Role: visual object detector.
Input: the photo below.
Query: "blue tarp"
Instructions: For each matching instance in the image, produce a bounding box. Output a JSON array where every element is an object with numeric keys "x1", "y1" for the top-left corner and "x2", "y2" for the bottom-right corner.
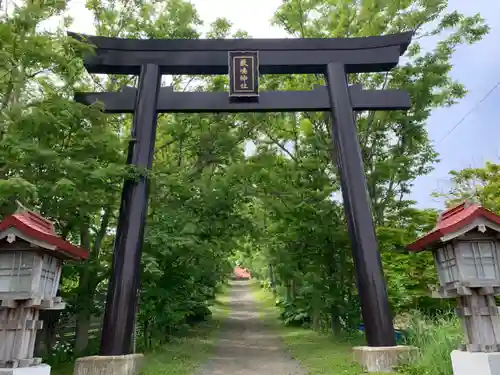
[{"x1": 358, "y1": 324, "x2": 406, "y2": 343}]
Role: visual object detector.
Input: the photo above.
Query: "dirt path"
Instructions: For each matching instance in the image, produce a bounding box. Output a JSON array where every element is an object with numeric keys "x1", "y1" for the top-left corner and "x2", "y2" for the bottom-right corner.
[{"x1": 197, "y1": 280, "x2": 307, "y2": 375}]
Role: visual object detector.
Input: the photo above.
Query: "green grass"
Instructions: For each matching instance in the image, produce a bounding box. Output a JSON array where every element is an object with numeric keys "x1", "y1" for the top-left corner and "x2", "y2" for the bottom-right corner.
[
  {"x1": 400, "y1": 313, "x2": 461, "y2": 375},
  {"x1": 251, "y1": 283, "x2": 368, "y2": 375},
  {"x1": 140, "y1": 286, "x2": 232, "y2": 375},
  {"x1": 51, "y1": 362, "x2": 74, "y2": 375},
  {"x1": 139, "y1": 321, "x2": 219, "y2": 375},
  {"x1": 52, "y1": 286, "x2": 232, "y2": 375},
  {"x1": 251, "y1": 284, "x2": 462, "y2": 375}
]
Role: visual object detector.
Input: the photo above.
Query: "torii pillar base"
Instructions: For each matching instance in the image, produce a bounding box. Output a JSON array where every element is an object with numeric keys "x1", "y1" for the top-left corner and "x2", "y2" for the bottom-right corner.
[
  {"x1": 73, "y1": 354, "x2": 144, "y2": 375},
  {"x1": 353, "y1": 345, "x2": 418, "y2": 372}
]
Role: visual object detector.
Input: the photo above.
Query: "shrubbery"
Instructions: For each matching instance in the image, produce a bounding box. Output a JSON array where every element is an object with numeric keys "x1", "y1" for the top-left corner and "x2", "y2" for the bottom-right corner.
[{"x1": 401, "y1": 313, "x2": 462, "y2": 375}]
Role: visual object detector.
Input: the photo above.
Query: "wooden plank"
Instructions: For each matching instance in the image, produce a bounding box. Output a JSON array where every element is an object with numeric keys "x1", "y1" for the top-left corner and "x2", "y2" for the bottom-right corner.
[{"x1": 37, "y1": 316, "x2": 103, "y2": 344}]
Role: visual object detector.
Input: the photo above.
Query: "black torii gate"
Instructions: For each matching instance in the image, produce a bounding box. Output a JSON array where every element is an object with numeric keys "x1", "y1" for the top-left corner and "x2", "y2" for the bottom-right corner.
[{"x1": 70, "y1": 31, "x2": 413, "y2": 356}]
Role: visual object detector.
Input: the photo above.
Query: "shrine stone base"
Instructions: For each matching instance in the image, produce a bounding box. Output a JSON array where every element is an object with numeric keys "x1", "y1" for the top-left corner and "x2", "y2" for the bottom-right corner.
[
  {"x1": 0, "y1": 364, "x2": 51, "y2": 375},
  {"x1": 73, "y1": 354, "x2": 144, "y2": 375},
  {"x1": 451, "y1": 350, "x2": 500, "y2": 375},
  {"x1": 353, "y1": 345, "x2": 418, "y2": 372}
]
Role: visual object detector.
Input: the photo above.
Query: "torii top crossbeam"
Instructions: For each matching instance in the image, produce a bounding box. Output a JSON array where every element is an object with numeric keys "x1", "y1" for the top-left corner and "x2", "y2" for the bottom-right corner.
[{"x1": 68, "y1": 31, "x2": 413, "y2": 75}]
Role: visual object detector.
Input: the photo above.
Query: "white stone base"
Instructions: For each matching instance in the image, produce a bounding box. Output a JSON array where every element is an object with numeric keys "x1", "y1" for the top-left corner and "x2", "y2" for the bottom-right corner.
[
  {"x1": 451, "y1": 350, "x2": 500, "y2": 375},
  {"x1": 0, "y1": 365, "x2": 51, "y2": 375},
  {"x1": 74, "y1": 354, "x2": 144, "y2": 375},
  {"x1": 353, "y1": 345, "x2": 418, "y2": 372}
]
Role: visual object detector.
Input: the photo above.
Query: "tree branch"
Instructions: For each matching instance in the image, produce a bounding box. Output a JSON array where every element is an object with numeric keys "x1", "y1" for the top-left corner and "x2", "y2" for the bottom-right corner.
[{"x1": 262, "y1": 129, "x2": 299, "y2": 163}]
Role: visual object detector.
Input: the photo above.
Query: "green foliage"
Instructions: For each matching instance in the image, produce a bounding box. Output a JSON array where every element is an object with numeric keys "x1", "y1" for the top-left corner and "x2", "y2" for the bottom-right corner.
[
  {"x1": 280, "y1": 300, "x2": 312, "y2": 327},
  {"x1": 138, "y1": 167, "x2": 253, "y2": 345},
  {"x1": 434, "y1": 161, "x2": 500, "y2": 213}
]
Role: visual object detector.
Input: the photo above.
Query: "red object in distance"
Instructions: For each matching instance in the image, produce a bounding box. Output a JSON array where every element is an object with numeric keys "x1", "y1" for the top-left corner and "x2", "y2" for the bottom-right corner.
[
  {"x1": 233, "y1": 266, "x2": 251, "y2": 279},
  {"x1": 0, "y1": 210, "x2": 89, "y2": 260}
]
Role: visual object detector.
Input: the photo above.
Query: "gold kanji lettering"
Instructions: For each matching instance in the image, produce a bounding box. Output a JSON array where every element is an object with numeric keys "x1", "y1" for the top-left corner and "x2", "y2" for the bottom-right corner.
[
  {"x1": 241, "y1": 81, "x2": 249, "y2": 89},
  {"x1": 240, "y1": 67, "x2": 248, "y2": 75},
  {"x1": 240, "y1": 74, "x2": 248, "y2": 82},
  {"x1": 240, "y1": 58, "x2": 248, "y2": 67}
]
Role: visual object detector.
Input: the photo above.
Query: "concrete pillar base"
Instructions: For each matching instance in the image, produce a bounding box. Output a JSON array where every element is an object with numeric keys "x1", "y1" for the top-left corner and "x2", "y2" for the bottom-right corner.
[
  {"x1": 0, "y1": 364, "x2": 51, "y2": 375},
  {"x1": 74, "y1": 354, "x2": 144, "y2": 375},
  {"x1": 353, "y1": 345, "x2": 418, "y2": 373},
  {"x1": 451, "y1": 350, "x2": 500, "y2": 375}
]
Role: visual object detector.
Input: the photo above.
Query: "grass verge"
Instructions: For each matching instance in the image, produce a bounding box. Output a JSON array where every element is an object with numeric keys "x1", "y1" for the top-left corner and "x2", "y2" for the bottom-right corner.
[
  {"x1": 52, "y1": 286, "x2": 231, "y2": 375},
  {"x1": 251, "y1": 283, "x2": 367, "y2": 375},
  {"x1": 400, "y1": 313, "x2": 461, "y2": 375},
  {"x1": 251, "y1": 283, "x2": 462, "y2": 375},
  {"x1": 140, "y1": 286, "x2": 232, "y2": 375},
  {"x1": 138, "y1": 321, "x2": 219, "y2": 375}
]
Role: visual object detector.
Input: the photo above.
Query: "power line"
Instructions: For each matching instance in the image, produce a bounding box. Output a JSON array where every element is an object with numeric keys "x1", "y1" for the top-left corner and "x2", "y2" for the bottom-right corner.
[{"x1": 436, "y1": 79, "x2": 500, "y2": 145}]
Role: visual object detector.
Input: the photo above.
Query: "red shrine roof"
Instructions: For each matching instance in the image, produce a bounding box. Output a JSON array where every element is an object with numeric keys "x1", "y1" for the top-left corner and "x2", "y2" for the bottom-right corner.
[
  {"x1": 0, "y1": 210, "x2": 88, "y2": 260},
  {"x1": 407, "y1": 201, "x2": 500, "y2": 252}
]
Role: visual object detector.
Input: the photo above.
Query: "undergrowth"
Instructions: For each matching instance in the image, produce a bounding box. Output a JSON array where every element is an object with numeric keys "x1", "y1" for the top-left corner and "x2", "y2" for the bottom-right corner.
[
  {"x1": 400, "y1": 313, "x2": 462, "y2": 375},
  {"x1": 252, "y1": 283, "x2": 463, "y2": 375},
  {"x1": 51, "y1": 284, "x2": 231, "y2": 375}
]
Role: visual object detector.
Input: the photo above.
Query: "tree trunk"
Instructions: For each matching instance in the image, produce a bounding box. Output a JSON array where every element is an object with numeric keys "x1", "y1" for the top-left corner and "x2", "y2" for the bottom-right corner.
[
  {"x1": 74, "y1": 310, "x2": 91, "y2": 354},
  {"x1": 34, "y1": 310, "x2": 60, "y2": 357},
  {"x1": 312, "y1": 307, "x2": 321, "y2": 331},
  {"x1": 290, "y1": 278, "x2": 296, "y2": 300},
  {"x1": 34, "y1": 334, "x2": 46, "y2": 358},
  {"x1": 330, "y1": 308, "x2": 342, "y2": 336},
  {"x1": 285, "y1": 279, "x2": 293, "y2": 302},
  {"x1": 268, "y1": 264, "x2": 277, "y2": 295},
  {"x1": 74, "y1": 211, "x2": 110, "y2": 354},
  {"x1": 142, "y1": 318, "x2": 149, "y2": 350},
  {"x1": 74, "y1": 221, "x2": 94, "y2": 355}
]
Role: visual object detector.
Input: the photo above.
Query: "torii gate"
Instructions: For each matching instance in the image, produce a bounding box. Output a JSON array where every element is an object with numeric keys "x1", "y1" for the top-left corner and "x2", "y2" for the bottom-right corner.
[{"x1": 70, "y1": 31, "x2": 413, "y2": 356}]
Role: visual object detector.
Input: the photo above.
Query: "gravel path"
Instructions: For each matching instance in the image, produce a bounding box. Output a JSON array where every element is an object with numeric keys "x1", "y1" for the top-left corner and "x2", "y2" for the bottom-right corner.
[{"x1": 197, "y1": 280, "x2": 307, "y2": 375}]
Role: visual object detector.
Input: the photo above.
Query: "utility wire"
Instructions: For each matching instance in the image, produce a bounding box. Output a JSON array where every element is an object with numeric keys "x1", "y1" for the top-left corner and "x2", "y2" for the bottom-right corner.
[{"x1": 436, "y1": 79, "x2": 500, "y2": 145}]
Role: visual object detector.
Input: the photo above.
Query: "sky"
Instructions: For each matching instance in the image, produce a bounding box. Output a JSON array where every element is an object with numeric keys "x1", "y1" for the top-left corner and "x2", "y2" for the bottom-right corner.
[{"x1": 63, "y1": 0, "x2": 500, "y2": 210}]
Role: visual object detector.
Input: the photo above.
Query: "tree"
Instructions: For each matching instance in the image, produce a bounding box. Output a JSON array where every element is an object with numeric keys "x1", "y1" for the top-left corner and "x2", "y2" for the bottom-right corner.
[
  {"x1": 435, "y1": 161, "x2": 500, "y2": 213},
  {"x1": 0, "y1": 0, "x2": 130, "y2": 355}
]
